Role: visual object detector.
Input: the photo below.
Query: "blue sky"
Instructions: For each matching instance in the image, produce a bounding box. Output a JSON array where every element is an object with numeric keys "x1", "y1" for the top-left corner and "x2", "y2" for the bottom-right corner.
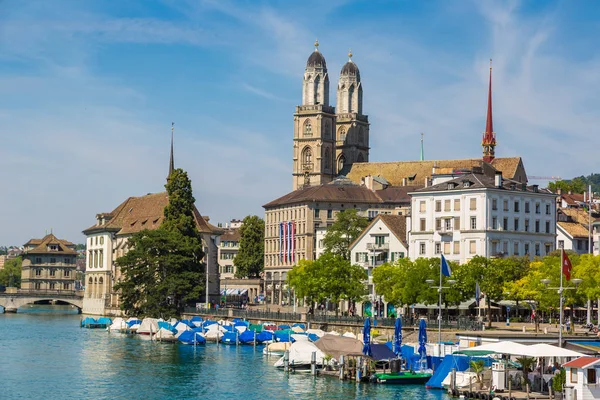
[{"x1": 1, "y1": 0, "x2": 600, "y2": 245}]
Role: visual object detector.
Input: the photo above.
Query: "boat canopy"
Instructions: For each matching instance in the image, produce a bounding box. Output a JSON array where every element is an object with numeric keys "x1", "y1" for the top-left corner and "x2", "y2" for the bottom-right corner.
[
  {"x1": 314, "y1": 335, "x2": 364, "y2": 361},
  {"x1": 454, "y1": 341, "x2": 585, "y2": 358}
]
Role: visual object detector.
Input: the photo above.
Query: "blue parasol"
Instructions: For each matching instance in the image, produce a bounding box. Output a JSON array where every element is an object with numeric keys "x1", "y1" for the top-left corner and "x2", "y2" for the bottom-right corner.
[
  {"x1": 393, "y1": 317, "x2": 402, "y2": 356},
  {"x1": 417, "y1": 318, "x2": 427, "y2": 359},
  {"x1": 362, "y1": 317, "x2": 372, "y2": 356}
]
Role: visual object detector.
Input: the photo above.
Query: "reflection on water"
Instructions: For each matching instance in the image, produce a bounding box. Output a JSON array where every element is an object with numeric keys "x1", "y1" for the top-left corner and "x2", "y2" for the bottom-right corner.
[{"x1": 0, "y1": 312, "x2": 450, "y2": 400}]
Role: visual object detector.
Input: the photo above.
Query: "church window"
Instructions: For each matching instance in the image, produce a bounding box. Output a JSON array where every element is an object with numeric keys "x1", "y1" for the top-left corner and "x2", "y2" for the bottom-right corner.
[
  {"x1": 338, "y1": 155, "x2": 345, "y2": 171},
  {"x1": 303, "y1": 120, "x2": 312, "y2": 137},
  {"x1": 324, "y1": 149, "x2": 331, "y2": 170},
  {"x1": 99, "y1": 277, "x2": 103, "y2": 284},
  {"x1": 302, "y1": 147, "x2": 312, "y2": 168},
  {"x1": 323, "y1": 120, "x2": 330, "y2": 138},
  {"x1": 339, "y1": 127, "x2": 346, "y2": 142}
]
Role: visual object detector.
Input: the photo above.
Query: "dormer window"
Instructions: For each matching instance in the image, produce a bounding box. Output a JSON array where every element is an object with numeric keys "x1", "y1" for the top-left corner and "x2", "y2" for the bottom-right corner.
[
  {"x1": 447, "y1": 183, "x2": 455, "y2": 190},
  {"x1": 49, "y1": 245, "x2": 58, "y2": 251},
  {"x1": 463, "y1": 180, "x2": 471, "y2": 188}
]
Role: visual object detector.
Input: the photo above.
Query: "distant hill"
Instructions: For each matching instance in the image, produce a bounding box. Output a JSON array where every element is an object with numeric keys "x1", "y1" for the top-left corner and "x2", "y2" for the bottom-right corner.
[{"x1": 549, "y1": 173, "x2": 600, "y2": 195}]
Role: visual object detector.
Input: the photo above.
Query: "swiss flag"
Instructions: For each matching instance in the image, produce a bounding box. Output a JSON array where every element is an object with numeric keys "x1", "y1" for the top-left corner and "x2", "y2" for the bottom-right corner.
[{"x1": 562, "y1": 251, "x2": 573, "y2": 281}]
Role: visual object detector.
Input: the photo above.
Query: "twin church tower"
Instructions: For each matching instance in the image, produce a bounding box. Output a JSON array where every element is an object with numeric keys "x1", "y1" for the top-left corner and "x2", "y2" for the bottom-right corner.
[{"x1": 292, "y1": 41, "x2": 370, "y2": 190}]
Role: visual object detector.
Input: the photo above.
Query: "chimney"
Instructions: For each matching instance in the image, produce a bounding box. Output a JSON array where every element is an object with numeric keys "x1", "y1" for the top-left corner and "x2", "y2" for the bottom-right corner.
[
  {"x1": 424, "y1": 177, "x2": 430, "y2": 188},
  {"x1": 495, "y1": 171, "x2": 503, "y2": 188},
  {"x1": 432, "y1": 161, "x2": 438, "y2": 175},
  {"x1": 402, "y1": 177, "x2": 407, "y2": 186}
]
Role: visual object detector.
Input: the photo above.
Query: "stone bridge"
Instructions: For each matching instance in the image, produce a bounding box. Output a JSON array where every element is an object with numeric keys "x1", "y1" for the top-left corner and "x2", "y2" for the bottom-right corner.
[{"x1": 0, "y1": 289, "x2": 83, "y2": 313}]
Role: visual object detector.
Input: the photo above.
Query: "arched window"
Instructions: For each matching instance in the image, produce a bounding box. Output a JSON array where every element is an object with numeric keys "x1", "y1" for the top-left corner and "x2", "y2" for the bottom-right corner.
[
  {"x1": 324, "y1": 148, "x2": 331, "y2": 170},
  {"x1": 313, "y1": 75, "x2": 320, "y2": 104},
  {"x1": 339, "y1": 127, "x2": 346, "y2": 142},
  {"x1": 323, "y1": 120, "x2": 330, "y2": 138},
  {"x1": 303, "y1": 120, "x2": 312, "y2": 137},
  {"x1": 348, "y1": 84, "x2": 355, "y2": 112},
  {"x1": 358, "y1": 127, "x2": 364, "y2": 144},
  {"x1": 338, "y1": 155, "x2": 346, "y2": 172},
  {"x1": 88, "y1": 277, "x2": 93, "y2": 284},
  {"x1": 302, "y1": 147, "x2": 312, "y2": 165},
  {"x1": 94, "y1": 277, "x2": 98, "y2": 284},
  {"x1": 99, "y1": 277, "x2": 104, "y2": 284}
]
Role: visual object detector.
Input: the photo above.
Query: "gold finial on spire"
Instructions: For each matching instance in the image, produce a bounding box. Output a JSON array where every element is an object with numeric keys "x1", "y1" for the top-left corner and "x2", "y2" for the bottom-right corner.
[
  {"x1": 348, "y1": 48, "x2": 353, "y2": 60},
  {"x1": 314, "y1": 39, "x2": 319, "y2": 50}
]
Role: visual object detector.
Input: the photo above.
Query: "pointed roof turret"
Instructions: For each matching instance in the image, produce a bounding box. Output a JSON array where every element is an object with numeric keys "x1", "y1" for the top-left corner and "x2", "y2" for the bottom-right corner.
[
  {"x1": 168, "y1": 122, "x2": 174, "y2": 180},
  {"x1": 482, "y1": 59, "x2": 496, "y2": 163}
]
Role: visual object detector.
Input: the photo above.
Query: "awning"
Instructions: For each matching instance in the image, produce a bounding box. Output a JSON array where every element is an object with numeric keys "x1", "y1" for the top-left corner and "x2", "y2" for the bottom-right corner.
[
  {"x1": 220, "y1": 288, "x2": 249, "y2": 296},
  {"x1": 455, "y1": 341, "x2": 584, "y2": 358}
]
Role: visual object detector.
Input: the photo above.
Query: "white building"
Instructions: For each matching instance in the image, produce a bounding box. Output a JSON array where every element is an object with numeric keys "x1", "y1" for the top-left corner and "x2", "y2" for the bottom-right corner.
[
  {"x1": 594, "y1": 221, "x2": 600, "y2": 256},
  {"x1": 563, "y1": 357, "x2": 600, "y2": 400},
  {"x1": 218, "y1": 228, "x2": 241, "y2": 279},
  {"x1": 349, "y1": 214, "x2": 408, "y2": 300},
  {"x1": 408, "y1": 170, "x2": 557, "y2": 264}
]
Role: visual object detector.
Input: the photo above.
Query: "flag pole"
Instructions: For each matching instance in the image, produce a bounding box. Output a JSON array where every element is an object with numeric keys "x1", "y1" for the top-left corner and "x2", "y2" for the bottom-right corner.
[
  {"x1": 559, "y1": 248, "x2": 564, "y2": 348},
  {"x1": 438, "y1": 257, "x2": 442, "y2": 344}
]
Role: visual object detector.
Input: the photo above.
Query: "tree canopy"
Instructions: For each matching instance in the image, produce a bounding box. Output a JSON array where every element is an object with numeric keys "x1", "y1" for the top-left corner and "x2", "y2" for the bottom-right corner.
[
  {"x1": 0, "y1": 257, "x2": 21, "y2": 287},
  {"x1": 288, "y1": 253, "x2": 367, "y2": 314},
  {"x1": 322, "y1": 209, "x2": 369, "y2": 259},
  {"x1": 114, "y1": 168, "x2": 205, "y2": 317},
  {"x1": 549, "y1": 173, "x2": 600, "y2": 194},
  {"x1": 234, "y1": 215, "x2": 264, "y2": 278}
]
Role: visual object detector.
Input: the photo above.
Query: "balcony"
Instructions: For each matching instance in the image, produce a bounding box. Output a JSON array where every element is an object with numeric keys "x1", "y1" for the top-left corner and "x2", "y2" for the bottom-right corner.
[
  {"x1": 366, "y1": 243, "x2": 389, "y2": 251},
  {"x1": 437, "y1": 227, "x2": 453, "y2": 236}
]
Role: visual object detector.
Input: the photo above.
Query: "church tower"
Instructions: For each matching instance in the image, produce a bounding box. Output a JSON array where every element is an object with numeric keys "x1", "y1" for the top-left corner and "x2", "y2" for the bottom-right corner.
[
  {"x1": 335, "y1": 50, "x2": 369, "y2": 175},
  {"x1": 482, "y1": 60, "x2": 496, "y2": 163},
  {"x1": 292, "y1": 40, "x2": 337, "y2": 190}
]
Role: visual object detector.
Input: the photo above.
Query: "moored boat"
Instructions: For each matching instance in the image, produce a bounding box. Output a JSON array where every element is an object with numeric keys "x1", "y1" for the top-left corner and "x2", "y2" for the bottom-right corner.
[{"x1": 371, "y1": 371, "x2": 433, "y2": 385}]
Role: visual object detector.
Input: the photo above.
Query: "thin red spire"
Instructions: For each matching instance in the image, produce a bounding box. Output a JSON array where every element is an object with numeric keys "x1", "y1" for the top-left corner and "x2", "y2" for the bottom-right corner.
[{"x1": 482, "y1": 59, "x2": 496, "y2": 163}]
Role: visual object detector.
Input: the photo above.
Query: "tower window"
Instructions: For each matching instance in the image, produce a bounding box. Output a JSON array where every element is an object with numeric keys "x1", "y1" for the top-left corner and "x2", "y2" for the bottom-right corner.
[
  {"x1": 324, "y1": 148, "x2": 331, "y2": 170},
  {"x1": 339, "y1": 127, "x2": 346, "y2": 142},
  {"x1": 303, "y1": 120, "x2": 313, "y2": 137},
  {"x1": 323, "y1": 120, "x2": 330, "y2": 138},
  {"x1": 302, "y1": 147, "x2": 312, "y2": 165},
  {"x1": 338, "y1": 155, "x2": 345, "y2": 172}
]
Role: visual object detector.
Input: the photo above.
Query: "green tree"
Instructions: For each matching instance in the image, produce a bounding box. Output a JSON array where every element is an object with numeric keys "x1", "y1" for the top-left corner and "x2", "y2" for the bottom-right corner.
[
  {"x1": 549, "y1": 178, "x2": 586, "y2": 194},
  {"x1": 322, "y1": 209, "x2": 369, "y2": 260},
  {"x1": 114, "y1": 168, "x2": 205, "y2": 317},
  {"x1": 0, "y1": 257, "x2": 22, "y2": 287},
  {"x1": 234, "y1": 215, "x2": 265, "y2": 278}
]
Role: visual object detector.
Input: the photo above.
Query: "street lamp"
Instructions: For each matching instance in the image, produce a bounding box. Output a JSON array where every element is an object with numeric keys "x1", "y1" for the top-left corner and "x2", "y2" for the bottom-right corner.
[
  {"x1": 426, "y1": 278, "x2": 456, "y2": 344},
  {"x1": 541, "y1": 277, "x2": 582, "y2": 347}
]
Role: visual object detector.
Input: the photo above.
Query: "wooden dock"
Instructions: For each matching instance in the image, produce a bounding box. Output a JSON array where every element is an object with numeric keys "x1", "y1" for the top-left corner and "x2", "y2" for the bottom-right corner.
[{"x1": 447, "y1": 388, "x2": 554, "y2": 399}]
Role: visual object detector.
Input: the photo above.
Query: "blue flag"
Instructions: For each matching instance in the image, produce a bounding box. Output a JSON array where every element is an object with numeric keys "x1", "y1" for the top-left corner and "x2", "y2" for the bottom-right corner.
[
  {"x1": 475, "y1": 281, "x2": 481, "y2": 304},
  {"x1": 441, "y1": 255, "x2": 452, "y2": 277}
]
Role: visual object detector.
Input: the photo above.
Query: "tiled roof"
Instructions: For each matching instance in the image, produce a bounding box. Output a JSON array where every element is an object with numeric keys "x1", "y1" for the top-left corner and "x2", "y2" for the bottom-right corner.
[
  {"x1": 379, "y1": 214, "x2": 408, "y2": 248},
  {"x1": 558, "y1": 222, "x2": 590, "y2": 239},
  {"x1": 345, "y1": 157, "x2": 524, "y2": 186},
  {"x1": 563, "y1": 357, "x2": 600, "y2": 369},
  {"x1": 412, "y1": 172, "x2": 553, "y2": 194},
  {"x1": 83, "y1": 192, "x2": 221, "y2": 236},
  {"x1": 560, "y1": 208, "x2": 596, "y2": 225},
  {"x1": 23, "y1": 234, "x2": 77, "y2": 255},
  {"x1": 221, "y1": 229, "x2": 241, "y2": 242},
  {"x1": 561, "y1": 193, "x2": 585, "y2": 206}
]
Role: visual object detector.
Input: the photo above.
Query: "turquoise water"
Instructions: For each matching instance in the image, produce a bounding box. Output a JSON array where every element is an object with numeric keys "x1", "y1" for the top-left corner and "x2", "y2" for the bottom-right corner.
[{"x1": 0, "y1": 307, "x2": 450, "y2": 400}]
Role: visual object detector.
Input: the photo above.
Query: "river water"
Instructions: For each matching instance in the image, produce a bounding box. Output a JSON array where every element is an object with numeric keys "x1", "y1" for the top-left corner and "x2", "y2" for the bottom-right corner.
[{"x1": 0, "y1": 306, "x2": 450, "y2": 400}]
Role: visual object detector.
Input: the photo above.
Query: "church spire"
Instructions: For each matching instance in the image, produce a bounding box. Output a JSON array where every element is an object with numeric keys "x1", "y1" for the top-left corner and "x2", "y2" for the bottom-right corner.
[
  {"x1": 482, "y1": 59, "x2": 496, "y2": 163},
  {"x1": 168, "y1": 122, "x2": 174, "y2": 180}
]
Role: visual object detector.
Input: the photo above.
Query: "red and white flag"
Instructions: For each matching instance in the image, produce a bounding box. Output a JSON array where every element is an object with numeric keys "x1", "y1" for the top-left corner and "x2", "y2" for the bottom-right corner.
[{"x1": 562, "y1": 250, "x2": 572, "y2": 281}]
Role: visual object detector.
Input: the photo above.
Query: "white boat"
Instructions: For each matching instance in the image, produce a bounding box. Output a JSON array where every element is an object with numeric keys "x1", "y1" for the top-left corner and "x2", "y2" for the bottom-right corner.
[
  {"x1": 137, "y1": 318, "x2": 159, "y2": 335},
  {"x1": 274, "y1": 341, "x2": 326, "y2": 370},
  {"x1": 441, "y1": 371, "x2": 479, "y2": 389},
  {"x1": 204, "y1": 330, "x2": 223, "y2": 342},
  {"x1": 263, "y1": 341, "x2": 292, "y2": 356},
  {"x1": 153, "y1": 327, "x2": 177, "y2": 342},
  {"x1": 108, "y1": 318, "x2": 128, "y2": 332}
]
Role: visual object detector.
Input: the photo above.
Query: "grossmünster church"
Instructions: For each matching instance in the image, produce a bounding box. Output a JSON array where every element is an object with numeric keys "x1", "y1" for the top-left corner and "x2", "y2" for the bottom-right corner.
[{"x1": 262, "y1": 42, "x2": 526, "y2": 306}]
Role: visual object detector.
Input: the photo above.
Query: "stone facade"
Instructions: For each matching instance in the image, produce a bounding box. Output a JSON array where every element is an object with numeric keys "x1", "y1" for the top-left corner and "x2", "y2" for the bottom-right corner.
[{"x1": 21, "y1": 234, "x2": 78, "y2": 292}]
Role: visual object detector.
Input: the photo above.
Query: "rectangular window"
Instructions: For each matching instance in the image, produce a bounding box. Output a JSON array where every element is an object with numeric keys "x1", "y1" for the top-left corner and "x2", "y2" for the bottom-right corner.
[
  {"x1": 514, "y1": 218, "x2": 519, "y2": 231},
  {"x1": 435, "y1": 200, "x2": 442, "y2": 212},
  {"x1": 503, "y1": 200, "x2": 509, "y2": 211},
  {"x1": 444, "y1": 242, "x2": 451, "y2": 255},
  {"x1": 454, "y1": 216, "x2": 460, "y2": 230},
  {"x1": 535, "y1": 220, "x2": 540, "y2": 233},
  {"x1": 535, "y1": 203, "x2": 541, "y2": 214},
  {"x1": 453, "y1": 241, "x2": 460, "y2": 254},
  {"x1": 420, "y1": 218, "x2": 426, "y2": 232},
  {"x1": 589, "y1": 368, "x2": 596, "y2": 384},
  {"x1": 375, "y1": 236, "x2": 385, "y2": 245},
  {"x1": 435, "y1": 242, "x2": 441, "y2": 254},
  {"x1": 327, "y1": 209, "x2": 332, "y2": 219},
  {"x1": 514, "y1": 242, "x2": 519, "y2": 256},
  {"x1": 445, "y1": 218, "x2": 452, "y2": 230},
  {"x1": 503, "y1": 218, "x2": 508, "y2": 231},
  {"x1": 558, "y1": 240, "x2": 564, "y2": 249},
  {"x1": 35, "y1": 257, "x2": 42, "y2": 264},
  {"x1": 571, "y1": 368, "x2": 578, "y2": 384},
  {"x1": 492, "y1": 217, "x2": 497, "y2": 229},
  {"x1": 546, "y1": 204, "x2": 551, "y2": 215},
  {"x1": 545, "y1": 244, "x2": 552, "y2": 255},
  {"x1": 435, "y1": 218, "x2": 441, "y2": 231},
  {"x1": 50, "y1": 257, "x2": 56, "y2": 264},
  {"x1": 524, "y1": 243, "x2": 530, "y2": 255},
  {"x1": 492, "y1": 199, "x2": 497, "y2": 211},
  {"x1": 470, "y1": 217, "x2": 477, "y2": 230},
  {"x1": 454, "y1": 199, "x2": 460, "y2": 211},
  {"x1": 525, "y1": 202, "x2": 530, "y2": 213},
  {"x1": 545, "y1": 221, "x2": 550, "y2": 233},
  {"x1": 514, "y1": 201, "x2": 520, "y2": 212},
  {"x1": 535, "y1": 243, "x2": 540, "y2": 256},
  {"x1": 444, "y1": 200, "x2": 451, "y2": 212},
  {"x1": 50, "y1": 269, "x2": 56, "y2": 277},
  {"x1": 34, "y1": 283, "x2": 41, "y2": 290},
  {"x1": 469, "y1": 240, "x2": 476, "y2": 254},
  {"x1": 419, "y1": 201, "x2": 426, "y2": 213},
  {"x1": 64, "y1": 283, "x2": 70, "y2": 290},
  {"x1": 503, "y1": 241, "x2": 508, "y2": 254},
  {"x1": 470, "y1": 198, "x2": 477, "y2": 210},
  {"x1": 64, "y1": 270, "x2": 70, "y2": 278},
  {"x1": 314, "y1": 209, "x2": 320, "y2": 218},
  {"x1": 525, "y1": 219, "x2": 530, "y2": 232},
  {"x1": 35, "y1": 269, "x2": 41, "y2": 276},
  {"x1": 50, "y1": 282, "x2": 55, "y2": 290},
  {"x1": 419, "y1": 242, "x2": 426, "y2": 255}
]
